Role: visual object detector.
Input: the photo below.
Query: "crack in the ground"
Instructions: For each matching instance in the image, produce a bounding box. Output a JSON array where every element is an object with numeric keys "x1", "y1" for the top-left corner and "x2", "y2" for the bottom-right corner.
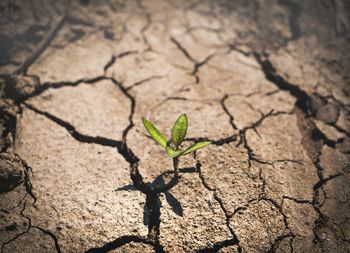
[
  {"x1": 4, "y1": 75, "x2": 107, "y2": 104},
  {"x1": 250, "y1": 51, "x2": 349, "y2": 251},
  {"x1": 313, "y1": 173, "x2": 342, "y2": 191},
  {"x1": 32, "y1": 226, "x2": 61, "y2": 253},
  {"x1": 85, "y1": 235, "x2": 154, "y2": 253},
  {"x1": 193, "y1": 96, "x2": 302, "y2": 249},
  {"x1": 170, "y1": 36, "x2": 217, "y2": 83},
  {"x1": 17, "y1": 154, "x2": 37, "y2": 208},
  {"x1": 235, "y1": 109, "x2": 290, "y2": 168},
  {"x1": 0, "y1": 193, "x2": 27, "y2": 214},
  {"x1": 261, "y1": 196, "x2": 293, "y2": 253},
  {"x1": 195, "y1": 239, "x2": 239, "y2": 253},
  {"x1": 109, "y1": 77, "x2": 136, "y2": 143},
  {"x1": 232, "y1": 198, "x2": 259, "y2": 217},
  {"x1": 2, "y1": 4, "x2": 348, "y2": 251},
  {"x1": 282, "y1": 195, "x2": 313, "y2": 205},
  {"x1": 170, "y1": 37, "x2": 196, "y2": 63},
  {"x1": 220, "y1": 94, "x2": 238, "y2": 130},
  {"x1": 7, "y1": 45, "x2": 342, "y2": 253},
  {"x1": 103, "y1": 50, "x2": 139, "y2": 74},
  {"x1": 0, "y1": 202, "x2": 31, "y2": 253},
  {"x1": 1, "y1": 199, "x2": 61, "y2": 253},
  {"x1": 254, "y1": 53, "x2": 311, "y2": 114},
  {"x1": 196, "y1": 161, "x2": 242, "y2": 253},
  {"x1": 22, "y1": 77, "x2": 180, "y2": 252},
  {"x1": 266, "y1": 233, "x2": 295, "y2": 253},
  {"x1": 23, "y1": 102, "x2": 140, "y2": 166},
  {"x1": 1, "y1": 49, "x2": 139, "y2": 105},
  {"x1": 125, "y1": 75, "x2": 165, "y2": 91}
]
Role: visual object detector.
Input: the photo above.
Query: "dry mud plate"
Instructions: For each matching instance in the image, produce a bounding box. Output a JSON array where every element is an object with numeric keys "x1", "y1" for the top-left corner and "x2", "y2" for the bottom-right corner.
[{"x1": 0, "y1": 1, "x2": 350, "y2": 252}]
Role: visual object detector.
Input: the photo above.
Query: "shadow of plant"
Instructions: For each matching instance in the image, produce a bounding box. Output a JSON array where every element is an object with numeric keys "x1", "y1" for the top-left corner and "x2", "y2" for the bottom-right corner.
[{"x1": 117, "y1": 173, "x2": 183, "y2": 220}]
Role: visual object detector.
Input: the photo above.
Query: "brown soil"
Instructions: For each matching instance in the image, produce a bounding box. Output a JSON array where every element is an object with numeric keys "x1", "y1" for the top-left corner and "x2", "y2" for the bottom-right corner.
[{"x1": 0, "y1": 0, "x2": 349, "y2": 252}]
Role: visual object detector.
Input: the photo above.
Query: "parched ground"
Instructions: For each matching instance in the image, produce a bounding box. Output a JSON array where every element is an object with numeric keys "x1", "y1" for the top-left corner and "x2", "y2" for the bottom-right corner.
[{"x1": 0, "y1": 0, "x2": 349, "y2": 252}]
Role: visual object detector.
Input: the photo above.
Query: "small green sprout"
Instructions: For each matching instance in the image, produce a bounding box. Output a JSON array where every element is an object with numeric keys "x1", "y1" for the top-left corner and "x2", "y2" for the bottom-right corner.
[{"x1": 142, "y1": 113, "x2": 211, "y2": 158}]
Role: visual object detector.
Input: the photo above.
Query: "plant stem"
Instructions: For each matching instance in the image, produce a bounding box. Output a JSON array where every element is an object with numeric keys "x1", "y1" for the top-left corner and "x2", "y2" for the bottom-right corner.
[{"x1": 172, "y1": 157, "x2": 179, "y2": 177}]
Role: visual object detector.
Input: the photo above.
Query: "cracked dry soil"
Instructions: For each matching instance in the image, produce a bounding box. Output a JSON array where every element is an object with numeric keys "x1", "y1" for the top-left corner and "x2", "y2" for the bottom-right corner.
[{"x1": 0, "y1": 0, "x2": 350, "y2": 252}]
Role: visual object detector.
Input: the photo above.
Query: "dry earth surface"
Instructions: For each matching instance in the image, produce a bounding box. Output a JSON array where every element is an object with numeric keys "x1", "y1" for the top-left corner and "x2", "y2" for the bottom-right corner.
[{"x1": 0, "y1": 0, "x2": 350, "y2": 252}]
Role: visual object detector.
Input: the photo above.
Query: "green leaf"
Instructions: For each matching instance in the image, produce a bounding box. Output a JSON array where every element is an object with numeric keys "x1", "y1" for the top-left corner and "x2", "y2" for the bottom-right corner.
[
  {"x1": 165, "y1": 146, "x2": 184, "y2": 158},
  {"x1": 142, "y1": 117, "x2": 167, "y2": 148},
  {"x1": 182, "y1": 141, "x2": 211, "y2": 155},
  {"x1": 171, "y1": 113, "x2": 188, "y2": 148}
]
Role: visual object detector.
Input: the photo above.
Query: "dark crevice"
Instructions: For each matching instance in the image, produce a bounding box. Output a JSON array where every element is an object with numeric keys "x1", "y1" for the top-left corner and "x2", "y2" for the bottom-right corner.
[
  {"x1": 220, "y1": 94, "x2": 238, "y2": 130},
  {"x1": 282, "y1": 195, "x2": 313, "y2": 205},
  {"x1": 0, "y1": 193, "x2": 28, "y2": 214},
  {"x1": 25, "y1": 78, "x2": 182, "y2": 251},
  {"x1": 23, "y1": 81, "x2": 179, "y2": 252},
  {"x1": 32, "y1": 226, "x2": 61, "y2": 253},
  {"x1": 88, "y1": 158, "x2": 180, "y2": 252},
  {"x1": 126, "y1": 75, "x2": 165, "y2": 91},
  {"x1": 85, "y1": 235, "x2": 154, "y2": 253},
  {"x1": 185, "y1": 135, "x2": 237, "y2": 146},
  {"x1": 1, "y1": 201, "x2": 32, "y2": 253},
  {"x1": 11, "y1": 49, "x2": 138, "y2": 104},
  {"x1": 254, "y1": 53, "x2": 311, "y2": 114},
  {"x1": 21, "y1": 75, "x2": 108, "y2": 103},
  {"x1": 23, "y1": 102, "x2": 139, "y2": 165},
  {"x1": 267, "y1": 159, "x2": 303, "y2": 165},
  {"x1": 3, "y1": 6, "x2": 346, "y2": 251},
  {"x1": 258, "y1": 167, "x2": 267, "y2": 198},
  {"x1": 191, "y1": 52, "x2": 217, "y2": 76},
  {"x1": 196, "y1": 161, "x2": 242, "y2": 253},
  {"x1": 164, "y1": 96, "x2": 188, "y2": 101},
  {"x1": 103, "y1": 55, "x2": 116, "y2": 73},
  {"x1": 195, "y1": 239, "x2": 239, "y2": 253},
  {"x1": 109, "y1": 78, "x2": 136, "y2": 143},
  {"x1": 232, "y1": 198, "x2": 258, "y2": 216},
  {"x1": 170, "y1": 36, "x2": 196, "y2": 63},
  {"x1": 23, "y1": 102, "x2": 122, "y2": 147},
  {"x1": 328, "y1": 121, "x2": 350, "y2": 138},
  {"x1": 311, "y1": 125, "x2": 337, "y2": 148},
  {"x1": 266, "y1": 233, "x2": 295, "y2": 253},
  {"x1": 293, "y1": 108, "x2": 342, "y2": 246},
  {"x1": 227, "y1": 50, "x2": 346, "y2": 251},
  {"x1": 200, "y1": 65, "x2": 304, "y2": 251},
  {"x1": 260, "y1": 196, "x2": 293, "y2": 252},
  {"x1": 170, "y1": 36, "x2": 216, "y2": 83},
  {"x1": 313, "y1": 173, "x2": 342, "y2": 191},
  {"x1": 103, "y1": 50, "x2": 138, "y2": 73},
  {"x1": 236, "y1": 110, "x2": 277, "y2": 167},
  {"x1": 211, "y1": 135, "x2": 237, "y2": 145},
  {"x1": 17, "y1": 154, "x2": 38, "y2": 208},
  {"x1": 237, "y1": 131, "x2": 255, "y2": 167}
]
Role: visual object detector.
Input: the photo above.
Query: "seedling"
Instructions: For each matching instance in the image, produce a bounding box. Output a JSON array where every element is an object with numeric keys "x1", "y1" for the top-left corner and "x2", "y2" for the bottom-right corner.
[{"x1": 142, "y1": 113, "x2": 211, "y2": 158}]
